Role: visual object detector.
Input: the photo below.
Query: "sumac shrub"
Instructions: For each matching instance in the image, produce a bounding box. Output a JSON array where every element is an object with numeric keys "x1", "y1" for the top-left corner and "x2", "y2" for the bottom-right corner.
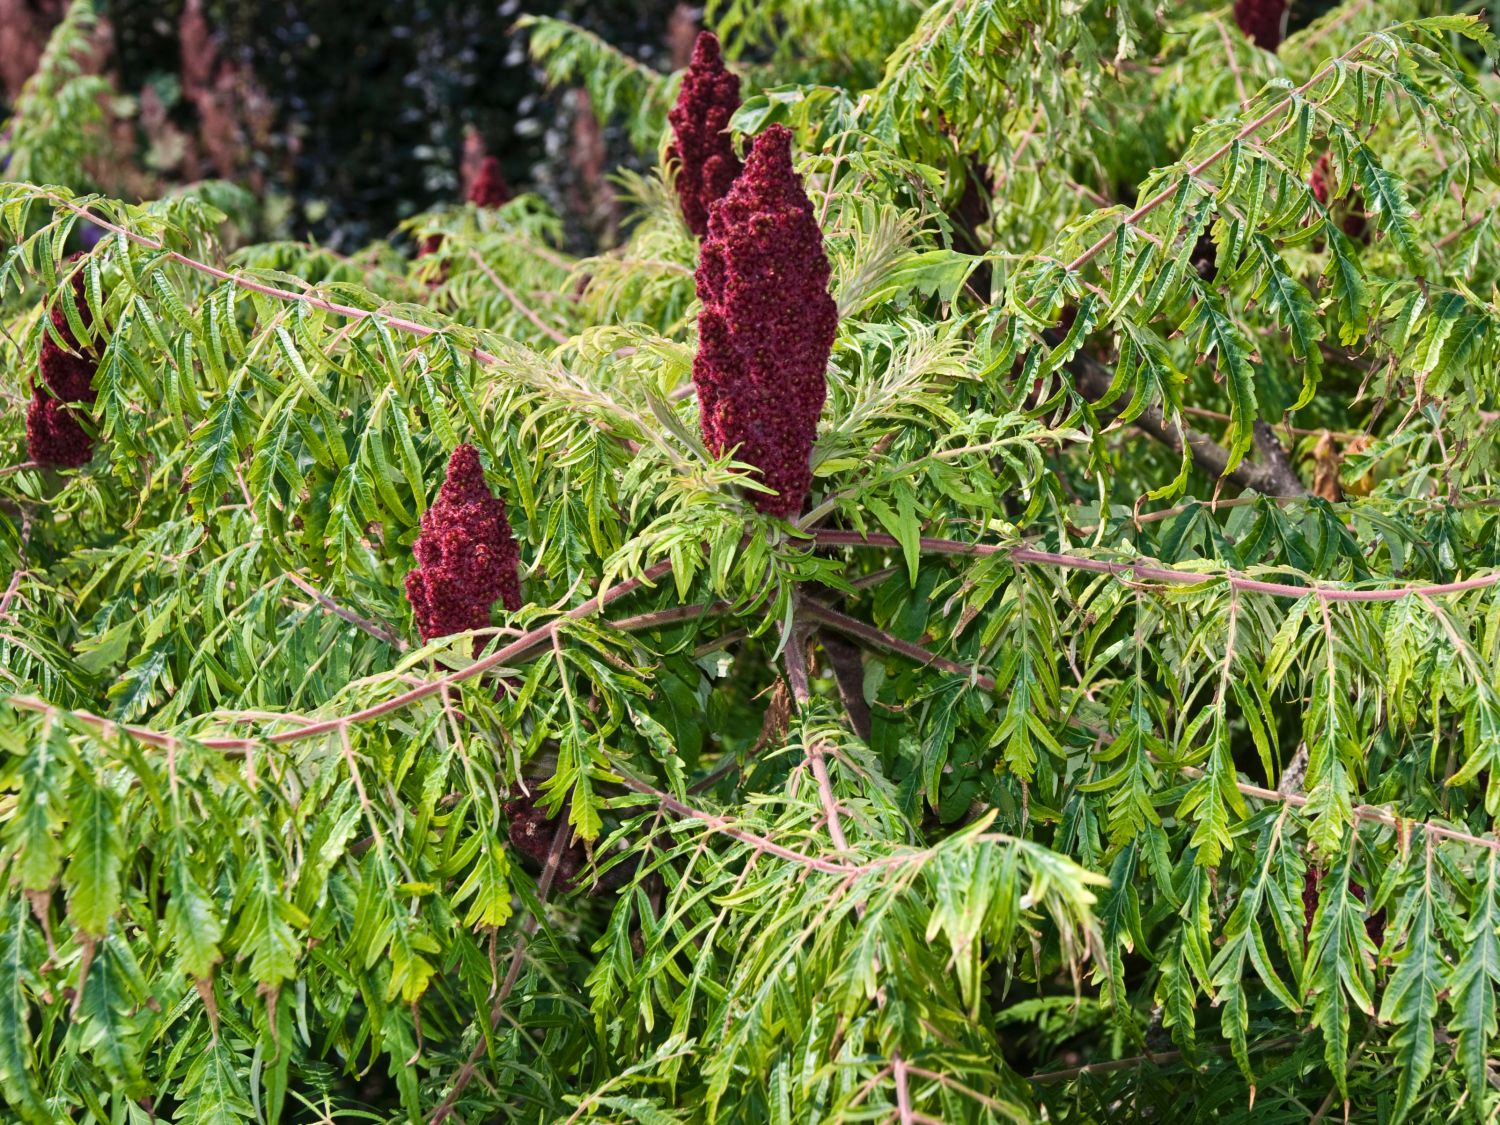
[{"x1": 3, "y1": 2, "x2": 1500, "y2": 1123}]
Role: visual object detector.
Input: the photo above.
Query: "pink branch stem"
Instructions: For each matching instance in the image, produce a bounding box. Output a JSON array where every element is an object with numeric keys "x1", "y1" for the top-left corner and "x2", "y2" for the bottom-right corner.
[
  {"x1": 467, "y1": 250, "x2": 569, "y2": 344},
  {"x1": 0, "y1": 511, "x2": 33, "y2": 622},
  {"x1": 807, "y1": 595, "x2": 1500, "y2": 854},
  {"x1": 616, "y1": 773, "x2": 861, "y2": 875},
  {"x1": 43, "y1": 193, "x2": 504, "y2": 365},
  {"x1": 893, "y1": 1056, "x2": 915, "y2": 1125},
  {"x1": 1058, "y1": 35, "x2": 1376, "y2": 280},
  {"x1": 801, "y1": 601, "x2": 995, "y2": 690},
  {"x1": 811, "y1": 530, "x2": 1500, "y2": 603},
  {"x1": 8, "y1": 560, "x2": 675, "y2": 751},
  {"x1": 283, "y1": 570, "x2": 408, "y2": 650},
  {"x1": 782, "y1": 611, "x2": 853, "y2": 851}
]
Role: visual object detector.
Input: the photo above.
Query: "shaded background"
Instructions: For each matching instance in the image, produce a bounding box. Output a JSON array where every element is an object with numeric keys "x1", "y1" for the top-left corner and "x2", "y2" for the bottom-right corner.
[
  {"x1": 1, "y1": 0, "x2": 693, "y2": 251},
  {"x1": 1, "y1": 0, "x2": 1368, "y2": 255}
]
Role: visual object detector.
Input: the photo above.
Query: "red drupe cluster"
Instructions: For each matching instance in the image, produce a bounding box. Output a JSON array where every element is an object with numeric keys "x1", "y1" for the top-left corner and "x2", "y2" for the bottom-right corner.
[
  {"x1": 1233, "y1": 0, "x2": 1287, "y2": 49},
  {"x1": 467, "y1": 156, "x2": 513, "y2": 208},
  {"x1": 504, "y1": 794, "x2": 589, "y2": 890},
  {"x1": 1309, "y1": 153, "x2": 1368, "y2": 240},
  {"x1": 417, "y1": 152, "x2": 511, "y2": 265},
  {"x1": 404, "y1": 444, "x2": 523, "y2": 642},
  {"x1": 667, "y1": 31, "x2": 743, "y2": 238},
  {"x1": 1303, "y1": 867, "x2": 1386, "y2": 946},
  {"x1": 692, "y1": 124, "x2": 838, "y2": 518},
  {"x1": 26, "y1": 256, "x2": 99, "y2": 467}
]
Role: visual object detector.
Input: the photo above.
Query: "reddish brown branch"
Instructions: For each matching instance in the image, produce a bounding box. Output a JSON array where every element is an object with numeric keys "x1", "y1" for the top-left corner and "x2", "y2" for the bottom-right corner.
[
  {"x1": 893, "y1": 1056, "x2": 915, "y2": 1124},
  {"x1": 0, "y1": 510, "x2": 32, "y2": 623},
  {"x1": 466, "y1": 249, "x2": 569, "y2": 345},
  {"x1": 1186, "y1": 764, "x2": 1500, "y2": 853},
  {"x1": 1057, "y1": 35, "x2": 1376, "y2": 280},
  {"x1": 260, "y1": 561, "x2": 674, "y2": 744},
  {"x1": 801, "y1": 601, "x2": 995, "y2": 690},
  {"x1": 819, "y1": 627, "x2": 872, "y2": 740},
  {"x1": 42, "y1": 193, "x2": 505, "y2": 366},
  {"x1": 283, "y1": 570, "x2": 407, "y2": 650},
  {"x1": 808, "y1": 599, "x2": 1500, "y2": 855},
  {"x1": 782, "y1": 611, "x2": 855, "y2": 851},
  {"x1": 1068, "y1": 350, "x2": 1306, "y2": 496},
  {"x1": 606, "y1": 601, "x2": 729, "y2": 633},
  {"x1": 811, "y1": 530, "x2": 1500, "y2": 603},
  {"x1": 8, "y1": 560, "x2": 675, "y2": 751},
  {"x1": 615, "y1": 773, "x2": 861, "y2": 875}
]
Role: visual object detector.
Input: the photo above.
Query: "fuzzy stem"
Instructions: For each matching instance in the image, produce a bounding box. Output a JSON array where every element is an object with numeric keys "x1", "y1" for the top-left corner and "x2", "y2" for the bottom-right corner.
[
  {"x1": 282, "y1": 570, "x2": 407, "y2": 650},
  {"x1": 260, "y1": 561, "x2": 674, "y2": 744},
  {"x1": 0, "y1": 511, "x2": 32, "y2": 623},
  {"x1": 7, "y1": 560, "x2": 676, "y2": 751},
  {"x1": 801, "y1": 601, "x2": 996, "y2": 690},
  {"x1": 616, "y1": 772, "x2": 859, "y2": 875},
  {"x1": 807, "y1": 599, "x2": 1500, "y2": 855},
  {"x1": 1176, "y1": 764, "x2": 1500, "y2": 853},
  {"x1": 811, "y1": 530, "x2": 1500, "y2": 603},
  {"x1": 1057, "y1": 34, "x2": 1376, "y2": 280},
  {"x1": 466, "y1": 249, "x2": 569, "y2": 344},
  {"x1": 42, "y1": 192, "x2": 506, "y2": 364},
  {"x1": 893, "y1": 1056, "x2": 915, "y2": 1125},
  {"x1": 780, "y1": 611, "x2": 853, "y2": 851}
]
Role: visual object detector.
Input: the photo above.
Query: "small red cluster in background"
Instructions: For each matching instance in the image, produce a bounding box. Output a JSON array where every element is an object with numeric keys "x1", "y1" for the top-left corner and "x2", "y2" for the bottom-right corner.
[
  {"x1": 467, "y1": 156, "x2": 513, "y2": 209},
  {"x1": 26, "y1": 255, "x2": 99, "y2": 467},
  {"x1": 1310, "y1": 153, "x2": 1368, "y2": 240},
  {"x1": 667, "y1": 31, "x2": 743, "y2": 238},
  {"x1": 504, "y1": 794, "x2": 590, "y2": 889},
  {"x1": 417, "y1": 150, "x2": 513, "y2": 262},
  {"x1": 1233, "y1": 0, "x2": 1287, "y2": 50},
  {"x1": 404, "y1": 444, "x2": 523, "y2": 642},
  {"x1": 1303, "y1": 866, "x2": 1386, "y2": 947},
  {"x1": 692, "y1": 125, "x2": 838, "y2": 518}
]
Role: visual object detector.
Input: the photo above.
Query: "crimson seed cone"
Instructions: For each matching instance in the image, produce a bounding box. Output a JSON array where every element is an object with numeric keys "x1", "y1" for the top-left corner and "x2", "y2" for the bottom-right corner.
[
  {"x1": 418, "y1": 152, "x2": 511, "y2": 264},
  {"x1": 26, "y1": 396, "x2": 94, "y2": 467},
  {"x1": 1310, "y1": 153, "x2": 1367, "y2": 240},
  {"x1": 504, "y1": 795, "x2": 589, "y2": 889},
  {"x1": 1233, "y1": 0, "x2": 1286, "y2": 49},
  {"x1": 667, "y1": 31, "x2": 742, "y2": 237},
  {"x1": 28, "y1": 255, "x2": 99, "y2": 467},
  {"x1": 404, "y1": 444, "x2": 523, "y2": 642},
  {"x1": 467, "y1": 156, "x2": 513, "y2": 208},
  {"x1": 692, "y1": 124, "x2": 838, "y2": 518}
]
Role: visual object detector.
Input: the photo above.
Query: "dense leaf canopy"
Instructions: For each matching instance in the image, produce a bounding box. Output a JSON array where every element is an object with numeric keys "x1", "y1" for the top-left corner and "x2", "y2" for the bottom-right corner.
[{"x1": 3, "y1": 1, "x2": 1500, "y2": 1121}]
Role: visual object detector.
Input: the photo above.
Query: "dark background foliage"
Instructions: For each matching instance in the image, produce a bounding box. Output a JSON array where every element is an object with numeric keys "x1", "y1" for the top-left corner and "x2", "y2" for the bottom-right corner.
[
  {"x1": 4, "y1": 0, "x2": 690, "y2": 249},
  {"x1": 2, "y1": 0, "x2": 1393, "y2": 253}
]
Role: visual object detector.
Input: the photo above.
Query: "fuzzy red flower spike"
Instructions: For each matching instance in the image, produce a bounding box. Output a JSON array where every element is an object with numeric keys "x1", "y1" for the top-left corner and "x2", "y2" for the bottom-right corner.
[
  {"x1": 1233, "y1": 0, "x2": 1287, "y2": 50},
  {"x1": 667, "y1": 31, "x2": 743, "y2": 238},
  {"x1": 28, "y1": 254, "x2": 99, "y2": 467},
  {"x1": 691, "y1": 124, "x2": 838, "y2": 518},
  {"x1": 404, "y1": 444, "x2": 523, "y2": 642},
  {"x1": 467, "y1": 156, "x2": 513, "y2": 209}
]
